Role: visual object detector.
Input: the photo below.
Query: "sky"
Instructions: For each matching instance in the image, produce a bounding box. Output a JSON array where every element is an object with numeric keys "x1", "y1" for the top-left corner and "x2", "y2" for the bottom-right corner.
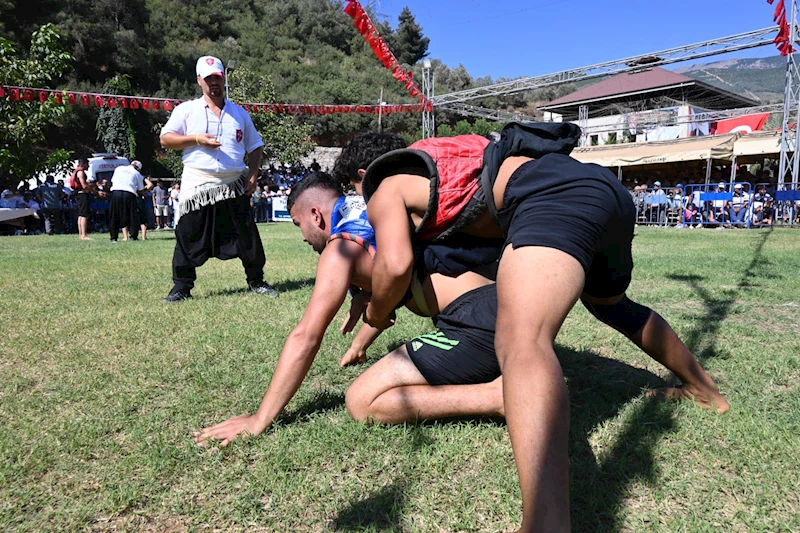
[{"x1": 375, "y1": 0, "x2": 785, "y2": 80}]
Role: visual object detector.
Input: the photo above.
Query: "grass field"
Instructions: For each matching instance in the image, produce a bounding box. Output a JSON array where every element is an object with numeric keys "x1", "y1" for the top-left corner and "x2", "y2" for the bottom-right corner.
[{"x1": 1, "y1": 224, "x2": 799, "y2": 532}]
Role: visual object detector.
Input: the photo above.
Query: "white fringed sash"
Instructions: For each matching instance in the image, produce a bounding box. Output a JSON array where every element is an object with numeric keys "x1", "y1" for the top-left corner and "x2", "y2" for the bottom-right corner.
[{"x1": 178, "y1": 167, "x2": 246, "y2": 216}]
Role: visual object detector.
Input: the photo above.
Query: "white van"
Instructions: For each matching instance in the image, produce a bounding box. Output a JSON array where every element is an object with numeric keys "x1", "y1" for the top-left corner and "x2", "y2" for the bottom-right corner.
[{"x1": 84, "y1": 153, "x2": 130, "y2": 183}]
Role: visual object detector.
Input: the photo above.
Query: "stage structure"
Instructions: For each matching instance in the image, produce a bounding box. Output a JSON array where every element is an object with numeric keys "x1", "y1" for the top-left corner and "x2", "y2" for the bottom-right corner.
[
  {"x1": 424, "y1": 14, "x2": 800, "y2": 190},
  {"x1": 778, "y1": 0, "x2": 800, "y2": 194},
  {"x1": 424, "y1": 27, "x2": 780, "y2": 137}
]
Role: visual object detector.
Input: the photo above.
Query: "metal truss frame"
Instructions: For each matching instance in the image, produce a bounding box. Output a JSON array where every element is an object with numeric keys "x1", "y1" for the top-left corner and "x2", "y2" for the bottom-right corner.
[
  {"x1": 431, "y1": 26, "x2": 779, "y2": 106},
  {"x1": 580, "y1": 103, "x2": 785, "y2": 136},
  {"x1": 778, "y1": 0, "x2": 800, "y2": 194}
]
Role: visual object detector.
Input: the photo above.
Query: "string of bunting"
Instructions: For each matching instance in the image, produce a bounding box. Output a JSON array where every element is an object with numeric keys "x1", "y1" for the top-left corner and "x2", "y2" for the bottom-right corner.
[
  {"x1": 343, "y1": 0, "x2": 432, "y2": 112},
  {"x1": 0, "y1": 85, "x2": 427, "y2": 114},
  {"x1": 767, "y1": 0, "x2": 797, "y2": 56}
]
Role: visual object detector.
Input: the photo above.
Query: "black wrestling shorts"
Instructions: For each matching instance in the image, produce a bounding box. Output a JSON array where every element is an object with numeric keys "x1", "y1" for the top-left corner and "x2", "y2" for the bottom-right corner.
[
  {"x1": 74, "y1": 192, "x2": 90, "y2": 218},
  {"x1": 406, "y1": 284, "x2": 500, "y2": 386},
  {"x1": 496, "y1": 153, "x2": 635, "y2": 298}
]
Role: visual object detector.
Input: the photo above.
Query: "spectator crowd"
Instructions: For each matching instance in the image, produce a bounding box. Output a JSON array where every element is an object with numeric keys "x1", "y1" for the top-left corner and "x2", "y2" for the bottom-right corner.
[
  {"x1": 0, "y1": 159, "x2": 324, "y2": 236},
  {"x1": 623, "y1": 164, "x2": 799, "y2": 229}
]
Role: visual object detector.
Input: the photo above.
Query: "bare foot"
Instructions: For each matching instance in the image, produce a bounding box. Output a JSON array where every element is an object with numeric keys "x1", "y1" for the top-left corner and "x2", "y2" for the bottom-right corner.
[
  {"x1": 80, "y1": 236, "x2": 93, "y2": 240},
  {"x1": 123, "y1": 238, "x2": 129, "y2": 241},
  {"x1": 647, "y1": 383, "x2": 730, "y2": 413}
]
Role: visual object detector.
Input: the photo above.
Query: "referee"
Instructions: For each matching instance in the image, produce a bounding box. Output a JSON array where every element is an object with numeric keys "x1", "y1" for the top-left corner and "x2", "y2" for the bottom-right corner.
[
  {"x1": 109, "y1": 160, "x2": 146, "y2": 242},
  {"x1": 159, "y1": 55, "x2": 277, "y2": 302}
]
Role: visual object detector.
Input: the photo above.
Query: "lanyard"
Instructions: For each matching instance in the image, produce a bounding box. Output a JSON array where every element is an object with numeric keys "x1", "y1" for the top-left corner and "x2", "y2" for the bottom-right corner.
[{"x1": 204, "y1": 104, "x2": 225, "y2": 140}]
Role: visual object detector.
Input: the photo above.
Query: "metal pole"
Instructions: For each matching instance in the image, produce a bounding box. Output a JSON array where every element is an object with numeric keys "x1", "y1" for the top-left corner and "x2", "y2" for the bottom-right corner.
[
  {"x1": 378, "y1": 87, "x2": 383, "y2": 133},
  {"x1": 578, "y1": 105, "x2": 589, "y2": 147}
]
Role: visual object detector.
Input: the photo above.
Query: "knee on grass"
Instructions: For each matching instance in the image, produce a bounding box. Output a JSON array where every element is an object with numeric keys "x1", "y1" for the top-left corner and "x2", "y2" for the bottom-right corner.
[{"x1": 345, "y1": 381, "x2": 378, "y2": 423}]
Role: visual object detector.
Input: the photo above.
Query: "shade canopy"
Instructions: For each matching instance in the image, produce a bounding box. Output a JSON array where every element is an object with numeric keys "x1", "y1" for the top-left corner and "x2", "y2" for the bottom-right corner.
[{"x1": 571, "y1": 133, "x2": 741, "y2": 168}]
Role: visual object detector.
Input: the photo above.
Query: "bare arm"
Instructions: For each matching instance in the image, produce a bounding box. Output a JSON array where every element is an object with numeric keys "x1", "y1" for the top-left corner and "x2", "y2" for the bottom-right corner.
[
  {"x1": 364, "y1": 184, "x2": 414, "y2": 329},
  {"x1": 340, "y1": 322, "x2": 383, "y2": 367},
  {"x1": 160, "y1": 132, "x2": 221, "y2": 150},
  {"x1": 194, "y1": 240, "x2": 363, "y2": 447}
]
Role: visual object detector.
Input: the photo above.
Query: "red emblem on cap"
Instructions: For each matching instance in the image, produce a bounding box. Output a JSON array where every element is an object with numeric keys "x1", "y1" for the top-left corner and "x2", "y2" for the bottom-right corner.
[
  {"x1": 206, "y1": 58, "x2": 214, "y2": 65},
  {"x1": 236, "y1": 129, "x2": 243, "y2": 142}
]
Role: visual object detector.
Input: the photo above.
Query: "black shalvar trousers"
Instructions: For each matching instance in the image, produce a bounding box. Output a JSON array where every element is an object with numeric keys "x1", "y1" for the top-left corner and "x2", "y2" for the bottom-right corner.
[
  {"x1": 109, "y1": 190, "x2": 140, "y2": 241},
  {"x1": 171, "y1": 194, "x2": 266, "y2": 293}
]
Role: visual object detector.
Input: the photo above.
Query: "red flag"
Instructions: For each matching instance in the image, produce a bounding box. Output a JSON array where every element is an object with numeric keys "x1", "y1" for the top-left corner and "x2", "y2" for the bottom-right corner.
[
  {"x1": 152, "y1": 100, "x2": 161, "y2": 110},
  {"x1": 164, "y1": 100, "x2": 173, "y2": 111},
  {"x1": 711, "y1": 113, "x2": 771, "y2": 134},
  {"x1": 67, "y1": 92, "x2": 77, "y2": 105},
  {"x1": 54, "y1": 91, "x2": 62, "y2": 104},
  {"x1": 94, "y1": 95, "x2": 104, "y2": 106},
  {"x1": 343, "y1": 1, "x2": 358, "y2": 18},
  {"x1": 23, "y1": 88, "x2": 34, "y2": 101},
  {"x1": 0, "y1": 85, "x2": 4, "y2": 97},
  {"x1": 130, "y1": 98, "x2": 139, "y2": 109},
  {"x1": 9, "y1": 87, "x2": 20, "y2": 100},
  {"x1": 774, "y1": 0, "x2": 786, "y2": 22},
  {"x1": 142, "y1": 98, "x2": 150, "y2": 110},
  {"x1": 37, "y1": 90, "x2": 50, "y2": 102},
  {"x1": 108, "y1": 97, "x2": 117, "y2": 108},
  {"x1": 120, "y1": 97, "x2": 129, "y2": 108},
  {"x1": 80, "y1": 93, "x2": 90, "y2": 106}
]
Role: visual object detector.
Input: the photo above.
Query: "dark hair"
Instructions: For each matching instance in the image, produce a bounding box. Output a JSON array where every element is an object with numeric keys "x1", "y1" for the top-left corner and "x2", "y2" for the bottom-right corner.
[
  {"x1": 286, "y1": 172, "x2": 341, "y2": 213},
  {"x1": 77, "y1": 158, "x2": 89, "y2": 168},
  {"x1": 331, "y1": 131, "x2": 406, "y2": 193}
]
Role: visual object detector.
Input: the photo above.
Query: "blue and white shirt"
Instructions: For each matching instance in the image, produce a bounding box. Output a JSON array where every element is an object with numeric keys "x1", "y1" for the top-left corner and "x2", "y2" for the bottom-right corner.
[{"x1": 328, "y1": 195, "x2": 376, "y2": 254}]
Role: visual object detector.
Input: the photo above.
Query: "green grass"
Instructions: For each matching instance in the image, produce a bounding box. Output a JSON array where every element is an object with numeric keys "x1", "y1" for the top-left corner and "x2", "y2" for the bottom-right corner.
[{"x1": 1, "y1": 225, "x2": 799, "y2": 532}]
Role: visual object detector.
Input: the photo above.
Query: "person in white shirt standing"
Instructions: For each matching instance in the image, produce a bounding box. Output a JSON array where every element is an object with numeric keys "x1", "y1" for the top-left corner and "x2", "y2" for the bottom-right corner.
[
  {"x1": 109, "y1": 160, "x2": 146, "y2": 242},
  {"x1": 169, "y1": 182, "x2": 181, "y2": 227},
  {"x1": 159, "y1": 55, "x2": 277, "y2": 302}
]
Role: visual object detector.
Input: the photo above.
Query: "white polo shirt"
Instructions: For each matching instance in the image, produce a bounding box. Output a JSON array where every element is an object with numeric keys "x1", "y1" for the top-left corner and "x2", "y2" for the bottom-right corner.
[
  {"x1": 160, "y1": 97, "x2": 264, "y2": 175},
  {"x1": 110, "y1": 165, "x2": 145, "y2": 195}
]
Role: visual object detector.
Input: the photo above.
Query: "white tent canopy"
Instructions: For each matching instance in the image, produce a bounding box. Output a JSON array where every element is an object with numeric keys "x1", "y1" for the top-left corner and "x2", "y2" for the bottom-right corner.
[
  {"x1": 732, "y1": 130, "x2": 791, "y2": 159},
  {"x1": 571, "y1": 133, "x2": 741, "y2": 168}
]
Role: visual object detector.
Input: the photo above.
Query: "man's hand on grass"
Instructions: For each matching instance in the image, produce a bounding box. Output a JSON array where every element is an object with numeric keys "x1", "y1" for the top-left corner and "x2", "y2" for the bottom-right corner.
[
  {"x1": 339, "y1": 347, "x2": 367, "y2": 367},
  {"x1": 193, "y1": 413, "x2": 267, "y2": 448}
]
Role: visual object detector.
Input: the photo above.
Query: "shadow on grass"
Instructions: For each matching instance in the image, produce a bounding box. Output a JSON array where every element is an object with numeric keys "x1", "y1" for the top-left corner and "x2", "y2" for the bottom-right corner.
[
  {"x1": 205, "y1": 277, "x2": 316, "y2": 298},
  {"x1": 332, "y1": 482, "x2": 406, "y2": 531},
  {"x1": 558, "y1": 346, "x2": 675, "y2": 532},
  {"x1": 277, "y1": 389, "x2": 345, "y2": 425},
  {"x1": 331, "y1": 346, "x2": 669, "y2": 531},
  {"x1": 667, "y1": 227, "x2": 774, "y2": 360}
]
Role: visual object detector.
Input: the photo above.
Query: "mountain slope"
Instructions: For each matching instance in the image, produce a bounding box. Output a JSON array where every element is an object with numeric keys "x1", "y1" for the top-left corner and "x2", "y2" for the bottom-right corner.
[{"x1": 674, "y1": 56, "x2": 788, "y2": 104}]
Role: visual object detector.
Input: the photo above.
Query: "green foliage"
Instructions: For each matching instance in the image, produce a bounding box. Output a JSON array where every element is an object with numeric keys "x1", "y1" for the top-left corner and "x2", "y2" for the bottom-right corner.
[
  {"x1": 453, "y1": 119, "x2": 473, "y2": 136},
  {"x1": 0, "y1": 24, "x2": 73, "y2": 189},
  {"x1": 156, "y1": 148, "x2": 184, "y2": 179},
  {"x1": 228, "y1": 67, "x2": 316, "y2": 164},
  {"x1": 387, "y1": 7, "x2": 429, "y2": 65},
  {"x1": 45, "y1": 148, "x2": 75, "y2": 176},
  {"x1": 96, "y1": 74, "x2": 138, "y2": 158},
  {"x1": 0, "y1": 2, "x2": 549, "y2": 177},
  {"x1": 436, "y1": 124, "x2": 453, "y2": 137}
]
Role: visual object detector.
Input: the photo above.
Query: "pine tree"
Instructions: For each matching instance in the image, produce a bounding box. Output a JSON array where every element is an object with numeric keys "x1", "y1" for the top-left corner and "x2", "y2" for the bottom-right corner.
[{"x1": 391, "y1": 7, "x2": 429, "y2": 65}]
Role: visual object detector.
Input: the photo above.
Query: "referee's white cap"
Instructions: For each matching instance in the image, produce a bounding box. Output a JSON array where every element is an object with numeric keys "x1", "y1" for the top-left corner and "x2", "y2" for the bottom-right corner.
[{"x1": 196, "y1": 56, "x2": 224, "y2": 79}]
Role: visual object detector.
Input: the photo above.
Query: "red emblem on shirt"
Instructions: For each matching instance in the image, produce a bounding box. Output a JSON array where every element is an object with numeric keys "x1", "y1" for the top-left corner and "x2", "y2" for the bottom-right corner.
[
  {"x1": 236, "y1": 129, "x2": 243, "y2": 142},
  {"x1": 206, "y1": 58, "x2": 214, "y2": 65}
]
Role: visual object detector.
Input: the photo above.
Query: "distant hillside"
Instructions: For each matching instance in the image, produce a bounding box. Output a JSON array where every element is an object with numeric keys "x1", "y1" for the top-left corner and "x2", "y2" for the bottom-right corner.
[{"x1": 674, "y1": 56, "x2": 788, "y2": 104}]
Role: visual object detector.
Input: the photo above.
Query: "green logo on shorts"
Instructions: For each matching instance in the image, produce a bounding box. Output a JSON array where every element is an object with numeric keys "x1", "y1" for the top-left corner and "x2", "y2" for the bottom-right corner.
[{"x1": 414, "y1": 331, "x2": 459, "y2": 351}]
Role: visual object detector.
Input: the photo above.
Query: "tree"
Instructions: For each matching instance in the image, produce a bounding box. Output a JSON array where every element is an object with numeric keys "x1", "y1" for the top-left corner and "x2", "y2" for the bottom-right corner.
[
  {"x1": 389, "y1": 7, "x2": 429, "y2": 65},
  {"x1": 228, "y1": 67, "x2": 315, "y2": 164},
  {"x1": 96, "y1": 74, "x2": 137, "y2": 158},
  {"x1": 0, "y1": 24, "x2": 73, "y2": 189}
]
